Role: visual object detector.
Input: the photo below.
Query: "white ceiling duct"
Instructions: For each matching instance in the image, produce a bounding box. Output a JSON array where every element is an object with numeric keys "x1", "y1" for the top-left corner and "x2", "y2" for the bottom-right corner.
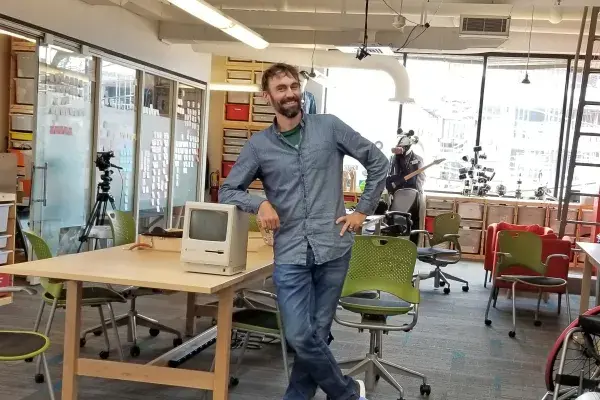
[{"x1": 192, "y1": 42, "x2": 410, "y2": 102}]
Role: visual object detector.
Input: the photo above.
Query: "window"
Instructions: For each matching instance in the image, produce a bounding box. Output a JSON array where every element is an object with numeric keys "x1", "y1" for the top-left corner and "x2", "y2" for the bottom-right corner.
[
  {"x1": 96, "y1": 61, "x2": 137, "y2": 212},
  {"x1": 480, "y1": 58, "x2": 568, "y2": 194},
  {"x1": 171, "y1": 84, "x2": 204, "y2": 229},
  {"x1": 402, "y1": 55, "x2": 484, "y2": 192},
  {"x1": 137, "y1": 73, "x2": 173, "y2": 233},
  {"x1": 325, "y1": 68, "x2": 400, "y2": 191}
]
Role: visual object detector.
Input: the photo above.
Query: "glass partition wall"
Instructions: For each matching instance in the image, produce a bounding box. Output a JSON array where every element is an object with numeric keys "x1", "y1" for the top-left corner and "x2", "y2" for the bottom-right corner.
[{"x1": 26, "y1": 42, "x2": 206, "y2": 253}]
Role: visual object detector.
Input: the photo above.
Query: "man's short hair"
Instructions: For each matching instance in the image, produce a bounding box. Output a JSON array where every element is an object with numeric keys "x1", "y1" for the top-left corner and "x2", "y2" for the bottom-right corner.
[{"x1": 261, "y1": 63, "x2": 300, "y2": 92}]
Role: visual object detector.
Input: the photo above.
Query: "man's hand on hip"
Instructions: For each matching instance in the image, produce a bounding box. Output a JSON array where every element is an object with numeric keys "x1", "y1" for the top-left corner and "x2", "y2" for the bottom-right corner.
[
  {"x1": 258, "y1": 201, "x2": 280, "y2": 231},
  {"x1": 336, "y1": 212, "x2": 367, "y2": 236}
]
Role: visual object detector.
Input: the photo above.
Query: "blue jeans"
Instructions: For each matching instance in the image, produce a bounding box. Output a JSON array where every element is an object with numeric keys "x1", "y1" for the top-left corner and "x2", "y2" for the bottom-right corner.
[{"x1": 273, "y1": 246, "x2": 359, "y2": 400}]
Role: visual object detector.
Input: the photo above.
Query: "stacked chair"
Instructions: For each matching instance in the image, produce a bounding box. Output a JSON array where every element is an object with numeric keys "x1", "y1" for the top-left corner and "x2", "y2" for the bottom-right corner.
[
  {"x1": 80, "y1": 211, "x2": 182, "y2": 357},
  {"x1": 334, "y1": 235, "x2": 431, "y2": 400},
  {"x1": 484, "y1": 230, "x2": 571, "y2": 338}
]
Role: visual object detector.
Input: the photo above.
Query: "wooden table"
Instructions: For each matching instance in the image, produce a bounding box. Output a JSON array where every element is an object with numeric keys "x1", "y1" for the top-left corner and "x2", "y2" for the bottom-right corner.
[
  {"x1": 1, "y1": 233, "x2": 274, "y2": 400},
  {"x1": 577, "y1": 242, "x2": 600, "y2": 314}
]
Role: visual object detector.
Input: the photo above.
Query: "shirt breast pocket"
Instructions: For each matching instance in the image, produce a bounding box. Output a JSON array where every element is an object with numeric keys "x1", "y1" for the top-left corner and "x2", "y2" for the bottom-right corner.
[{"x1": 305, "y1": 141, "x2": 335, "y2": 170}]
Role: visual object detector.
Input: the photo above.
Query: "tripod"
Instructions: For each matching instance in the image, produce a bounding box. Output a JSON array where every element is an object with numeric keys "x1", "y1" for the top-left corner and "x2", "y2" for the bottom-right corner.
[{"x1": 77, "y1": 169, "x2": 116, "y2": 253}]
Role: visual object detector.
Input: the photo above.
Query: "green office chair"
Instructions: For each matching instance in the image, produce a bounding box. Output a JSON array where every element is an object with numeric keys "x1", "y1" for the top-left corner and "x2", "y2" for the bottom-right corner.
[
  {"x1": 24, "y1": 230, "x2": 126, "y2": 384},
  {"x1": 0, "y1": 286, "x2": 55, "y2": 400},
  {"x1": 80, "y1": 211, "x2": 183, "y2": 357},
  {"x1": 411, "y1": 212, "x2": 469, "y2": 294},
  {"x1": 484, "y1": 230, "x2": 571, "y2": 338},
  {"x1": 334, "y1": 236, "x2": 430, "y2": 400}
]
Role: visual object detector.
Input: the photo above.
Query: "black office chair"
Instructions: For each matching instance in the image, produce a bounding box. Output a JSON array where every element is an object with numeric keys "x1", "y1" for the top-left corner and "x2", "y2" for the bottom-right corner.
[{"x1": 381, "y1": 188, "x2": 421, "y2": 241}]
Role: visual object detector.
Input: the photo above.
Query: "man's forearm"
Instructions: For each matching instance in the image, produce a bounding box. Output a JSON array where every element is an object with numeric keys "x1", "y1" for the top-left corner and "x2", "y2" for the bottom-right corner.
[
  {"x1": 355, "y1": 154, "x2": 389, "y2": 215},
  {"x1": 218, "y1": 184, "x2": 266, "y2": 214}
]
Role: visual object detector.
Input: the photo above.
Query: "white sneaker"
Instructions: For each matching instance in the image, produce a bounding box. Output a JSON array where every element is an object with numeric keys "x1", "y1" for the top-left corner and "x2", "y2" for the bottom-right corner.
[{"x1": 354, "y1": 379, "x2": 366, "y2": 398}]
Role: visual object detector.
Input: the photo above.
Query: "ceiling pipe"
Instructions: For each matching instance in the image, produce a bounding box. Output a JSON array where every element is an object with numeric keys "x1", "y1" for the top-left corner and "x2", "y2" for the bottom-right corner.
[{"x1": 193, "y1": 42, "x2": 410, "y2": 102}]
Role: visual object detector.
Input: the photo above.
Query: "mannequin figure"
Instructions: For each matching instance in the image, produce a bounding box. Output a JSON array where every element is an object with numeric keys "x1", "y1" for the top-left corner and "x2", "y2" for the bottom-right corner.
[{"x1": 386, "y1": 129, "x2": 426, "y2": 244}]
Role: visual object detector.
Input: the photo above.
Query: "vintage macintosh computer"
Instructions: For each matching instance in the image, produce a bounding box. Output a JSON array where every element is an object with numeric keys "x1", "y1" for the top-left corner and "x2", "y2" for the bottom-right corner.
[{"x1": 181, "y1": 201, "x2": 249, "y2": 275}]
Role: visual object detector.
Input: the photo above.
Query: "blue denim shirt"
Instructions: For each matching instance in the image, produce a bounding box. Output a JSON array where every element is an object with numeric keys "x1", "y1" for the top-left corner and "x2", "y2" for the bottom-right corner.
[{"x1": 219, "y1": 113, "x2": 389, "y2": 266}]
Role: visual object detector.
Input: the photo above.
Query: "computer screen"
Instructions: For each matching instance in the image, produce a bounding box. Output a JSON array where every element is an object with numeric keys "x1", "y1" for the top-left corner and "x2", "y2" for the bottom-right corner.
[{"x1": 188, "y1": 209, "x2": 228, "y2": 242}]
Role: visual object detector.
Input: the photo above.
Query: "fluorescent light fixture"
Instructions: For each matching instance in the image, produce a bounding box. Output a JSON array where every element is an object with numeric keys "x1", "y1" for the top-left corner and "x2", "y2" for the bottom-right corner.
[
  {"x1": 167, "y1": 0, "x2": 269, "y2": 49},
  {"x1": 0, "y1": 29, "x2": 35, "y2": 43},
  {"x1": 210, "y1": 83, "x2": 261, "y2": 92}
]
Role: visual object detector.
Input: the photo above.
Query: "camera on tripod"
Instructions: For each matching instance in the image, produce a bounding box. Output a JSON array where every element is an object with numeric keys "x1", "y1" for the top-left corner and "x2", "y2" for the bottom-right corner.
[{"x1": 96, "y1": 151, "x2": 122, "y2": 172}]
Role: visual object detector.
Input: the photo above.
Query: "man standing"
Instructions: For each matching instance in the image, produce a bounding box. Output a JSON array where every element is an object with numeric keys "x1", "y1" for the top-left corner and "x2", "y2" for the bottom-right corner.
[{"x1": 219, "y1": 63, "x2": 388, "y2": 400}]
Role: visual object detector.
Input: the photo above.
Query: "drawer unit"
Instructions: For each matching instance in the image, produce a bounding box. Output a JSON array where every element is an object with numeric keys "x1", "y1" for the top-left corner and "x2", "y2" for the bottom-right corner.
[
  {"x1": 227, "y1": 70, "x2": 253, "y2": 80},
  {"x1": 253, "y1": 96, "x2": 269, "y2": 105},
  {"x1": 253, "y1": 105, "x2": 275, "y2": 114},
  {"x1": 16, "y1": 78, "x2": 35, "y2": 104},
  {"x1": 426, "y1": 199, "x2": 454, "y2": 210},
  {"x1": 252, "y1": 113, "x2": 274, "y2": 123},
  {"x1": 10, "y1": 114, "x2": 33, "y2": 132},
  {"x1": 16, "y1": 52, "x2": 37, "y2": 78},
  {"x1": 458, "y1": 229, "x2": 482, "y2": 254},
  {"x1": 486, "y1": 205, "x2": 515, "y2": 225},
  {"x1": 426, "y1": 209, "x2": 448, "y2": 217},
  {"x1": 255, "y1": 71, "x2": 263, "y2": 84},
  {"x1": 227, "y1": 91, "x2": 251, "y2": 104},
  {"x1": 226, "y1": 57, "x2": 254, "y2": 65},
  {"x1": 517, "y1": 206, "x2": 546, "y2": 226},
  {"x1": 222, "y1": 161, "x2": 235, "y2": 178},
  {"x1": 224, "y1": 138, "x2": 248, "y2": 146},
  {"x1": 227, "y1": 78, "x2": 253, "y2": 85},
  {"x1": 223, "y1": 154, "x2": 239, "y2": 162},
  {"x1": 225, "y1": 104, "x2": 250, "y2": 121},
  {"x1": 0, "y1": 273, "x2": 11, "y2": 292},
  {"x1": 457, "y1": 202, "x2": 484, "y2": 220},
  {"x1": 224, "y1": 129, "x2": 248, "y2": 138},
  {"x1": 223, "y1": 145, "x2": 243, "y2": 154},
  {"x1": 548, "y1": 208, "x2": 578, "y2": 236},
  {"x1": 460, "y1": 219, "x2": 483, "y2": 229},
  {"x1": 580, "y1": 209, "x2": 596, "y2": 237}
]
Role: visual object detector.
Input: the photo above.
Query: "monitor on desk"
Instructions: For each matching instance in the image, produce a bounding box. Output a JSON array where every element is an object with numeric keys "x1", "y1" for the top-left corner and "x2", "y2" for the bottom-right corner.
[{"x1": 181, "y1": 202, "x2": 249, "y2": 275}]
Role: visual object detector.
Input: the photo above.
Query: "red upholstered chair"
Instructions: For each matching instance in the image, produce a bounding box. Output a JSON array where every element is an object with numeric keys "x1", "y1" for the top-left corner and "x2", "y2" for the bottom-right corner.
[{"x1": 484, "y1": 222, "x2": 554, "y2": 287}]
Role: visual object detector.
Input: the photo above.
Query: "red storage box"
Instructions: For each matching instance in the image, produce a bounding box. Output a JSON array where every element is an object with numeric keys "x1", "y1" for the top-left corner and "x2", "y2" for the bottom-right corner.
[
  {"x1": 225, "y1": 104, "x2": 250, "y2": 121},
  {"x1": 0, "y1": 273, "x2": 12, "y2": 292},
  {"x1": 222, "y1": 161, "x2": 235, "y2": 178}
]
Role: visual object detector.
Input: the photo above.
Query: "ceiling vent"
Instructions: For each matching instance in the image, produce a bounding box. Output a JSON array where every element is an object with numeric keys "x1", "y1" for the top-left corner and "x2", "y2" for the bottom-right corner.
[
  {"x1": 336, "y1": 45, "x2": 397, "y2": 57},
  {"x1": 459, "y1": 15, "x2": 510, "y2": 38}
]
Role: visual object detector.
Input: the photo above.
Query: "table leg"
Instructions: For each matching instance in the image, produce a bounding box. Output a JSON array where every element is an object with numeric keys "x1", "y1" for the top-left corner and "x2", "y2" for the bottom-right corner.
[
  {"x1": 185, "y1": 293, "x2": 197, "y2": 337},
  {"x1": 213, "y1": 286, "x2": 234, "y2": 400},
  {"x1": 62, "y1": 281, "x2": 82, "y2": 400},
  {"x1": 580, "y1": 257, "x2": 593, "y2": 314}
]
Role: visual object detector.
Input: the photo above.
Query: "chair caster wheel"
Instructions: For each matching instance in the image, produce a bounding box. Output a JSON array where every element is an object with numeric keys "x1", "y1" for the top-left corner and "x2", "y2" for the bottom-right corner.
[
  {"x1": 211, "y1": 318, "x2": 217, "y2": 326},
  {"x1": 229, "y1": 377, "x2": 239, "y2": 387},
  {"x1": 439, "y1": 281, "x2": 445, "y2": 287},
  {"x1": 80, "y1": 338, "x2": 86, "y2": 347},
  {"x1": 484, "y1": 319, "x2": 492, "y2": 326},
  {"x1": 420, "y1": 383, "x2": 432, "y2": 396},
  {"x1": 99, "y1": 350, "x2": 110, "y2": 359},
  {"x1": 149, "y1": 328, "x2": 160, "y2": 337},
  {"x1": 462, "y1": 286, "x2": 469, "y2": 292},
  {"x1": 25, "y1": 358, "x2": 33, "y2": 363},
  {"x1": 130, "y1": 346, "x2": 141, "y2": 357},
  {"x1": 173, "y1": 337, "x2": 183, "y2": 347},
  {"x1": 34, "y1": 373, "x2": 44, "y2": 383},
  {"x1": 508, "y1": 331, "x2": 516, "y2": 338},
  {"x1": 375, "y1": 374, "x2": 380, "y2": 381},
  {"x1": 93, "y1": 330, "x2": 102, "y2": 336},
  {"x1": 534, "y1": 320, "x2": 542, "y2": 327},
  {"x1": 443, "y1": 287, "x2": 450, "y2": 295}
]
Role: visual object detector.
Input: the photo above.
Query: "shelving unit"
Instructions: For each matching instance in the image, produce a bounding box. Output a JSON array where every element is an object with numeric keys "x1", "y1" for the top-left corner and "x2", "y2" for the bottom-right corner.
[
  {"x1": 425, "y1": 193, "x2": 594, "y2": 266},
  {"x1": 0, "y1": 192, "x2": 16, "y2": 306},
  {"x1": 7, "y1": 37, "x2": 35, "y2": 207}
]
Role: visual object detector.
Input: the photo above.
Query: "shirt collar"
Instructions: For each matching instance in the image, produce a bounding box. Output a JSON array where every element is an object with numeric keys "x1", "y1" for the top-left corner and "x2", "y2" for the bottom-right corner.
[{"x1": 271, "y1": 111, "x2": 306, "y2": 135}]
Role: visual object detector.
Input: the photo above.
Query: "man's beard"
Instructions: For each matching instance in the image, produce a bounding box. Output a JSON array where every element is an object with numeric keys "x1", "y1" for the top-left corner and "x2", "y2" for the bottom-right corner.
[{"x1": 274, "y1": 95, "x2": 301, "y2": 118}]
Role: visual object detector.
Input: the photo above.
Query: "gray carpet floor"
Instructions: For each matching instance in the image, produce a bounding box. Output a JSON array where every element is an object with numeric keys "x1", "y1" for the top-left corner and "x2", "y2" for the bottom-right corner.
[{"x1": 0, "y1": 260, "x2": 577, "y2": 400}]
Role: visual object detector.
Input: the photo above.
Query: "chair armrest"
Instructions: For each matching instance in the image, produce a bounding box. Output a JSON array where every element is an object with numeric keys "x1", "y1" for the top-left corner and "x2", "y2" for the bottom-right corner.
[
  {"x1": 411, "y1": 229, "x2": 432, "y2": 246},
  {"x1": 545, "y1": 253, "x2": 570, "y2": 266},
  {"x1": 0, "y1": 286, "x2": 37, "y2": 295}
]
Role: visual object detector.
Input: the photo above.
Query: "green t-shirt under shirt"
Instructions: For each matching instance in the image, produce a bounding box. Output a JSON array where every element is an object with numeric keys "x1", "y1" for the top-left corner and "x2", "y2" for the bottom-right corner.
[{"x1": 281, "y1": 124, "x2": 301, "y2": 148}]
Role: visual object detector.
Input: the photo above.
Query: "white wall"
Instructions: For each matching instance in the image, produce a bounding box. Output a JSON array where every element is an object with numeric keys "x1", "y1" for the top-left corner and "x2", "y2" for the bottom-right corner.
[{"x1": 1, "y1": 0, "x2": 211, "y2": 82}]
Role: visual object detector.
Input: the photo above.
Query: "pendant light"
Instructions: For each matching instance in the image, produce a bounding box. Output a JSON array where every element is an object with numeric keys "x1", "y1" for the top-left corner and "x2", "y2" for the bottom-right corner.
[{"x1": 522, "y1": 5, "x2": 534, "y2": 84}]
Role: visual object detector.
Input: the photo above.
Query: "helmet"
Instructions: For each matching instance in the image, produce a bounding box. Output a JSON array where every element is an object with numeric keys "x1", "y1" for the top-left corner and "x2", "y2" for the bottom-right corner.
[{"x1": 393, "y1": 128, "x2": 419, "y2": 155}]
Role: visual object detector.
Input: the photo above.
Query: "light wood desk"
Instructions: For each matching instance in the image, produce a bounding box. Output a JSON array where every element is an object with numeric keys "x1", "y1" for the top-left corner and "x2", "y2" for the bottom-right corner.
[
  {"x1": 577, "y1": 242, "x2": 600, "y2": 314},
  {"x1": 1, "y1": 233, "x2": 274, "y2": 400}
]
